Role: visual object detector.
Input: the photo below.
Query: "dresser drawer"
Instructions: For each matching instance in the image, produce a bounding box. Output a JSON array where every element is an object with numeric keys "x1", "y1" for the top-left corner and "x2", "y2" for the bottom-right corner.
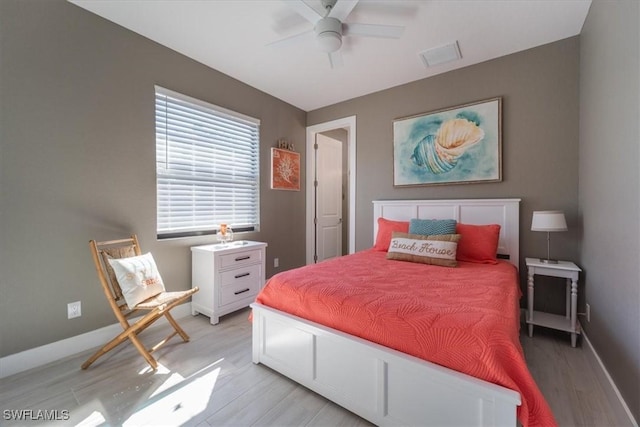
[
  {"x1": 219, "y1": 263, "x2": 262, "y2": 287},
  {"x1": 219, "y1": 280, "x2": 260, "y2": 307},
  {"x1": 219, "y1": 249, "x2": 263, "y2": 269}
]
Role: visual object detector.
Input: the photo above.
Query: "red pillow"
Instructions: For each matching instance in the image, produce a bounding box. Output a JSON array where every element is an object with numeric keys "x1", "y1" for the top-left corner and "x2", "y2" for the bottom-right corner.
[
  {"x1": 374, "y1": 218, "x2": 409, "y2": 251},
  {"x1": 456, "y1": 223, "x2": 501, "y2": 264}
]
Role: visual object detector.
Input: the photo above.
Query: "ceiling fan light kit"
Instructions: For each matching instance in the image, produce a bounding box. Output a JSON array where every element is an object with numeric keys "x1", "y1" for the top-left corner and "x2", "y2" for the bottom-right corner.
[{"x1": 315, "y1": 17, "x2": 343, "y2": 52}]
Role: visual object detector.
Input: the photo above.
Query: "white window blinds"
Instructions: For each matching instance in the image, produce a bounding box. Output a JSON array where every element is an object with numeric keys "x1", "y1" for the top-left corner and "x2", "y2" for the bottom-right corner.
[{"x1": 155, "y1": 86, "x2": 260, "y2": 239}]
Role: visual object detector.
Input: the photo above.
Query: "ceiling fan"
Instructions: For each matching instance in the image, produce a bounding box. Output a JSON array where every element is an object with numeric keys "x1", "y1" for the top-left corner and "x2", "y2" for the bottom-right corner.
[{"x1": 270, "y1": 0, "x2": 405, "y2": 68}]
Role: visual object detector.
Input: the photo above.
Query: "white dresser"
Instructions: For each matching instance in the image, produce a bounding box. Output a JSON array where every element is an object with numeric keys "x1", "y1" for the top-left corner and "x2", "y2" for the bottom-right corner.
[{"x1": 191, "y1": 240, "x2": 267, "y2": 325}]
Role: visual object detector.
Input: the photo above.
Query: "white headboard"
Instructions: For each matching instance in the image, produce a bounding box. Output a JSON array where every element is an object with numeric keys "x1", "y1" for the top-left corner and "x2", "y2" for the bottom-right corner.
[{"x1": 373, "y1": 199, "x2": 521, "y2": 269}]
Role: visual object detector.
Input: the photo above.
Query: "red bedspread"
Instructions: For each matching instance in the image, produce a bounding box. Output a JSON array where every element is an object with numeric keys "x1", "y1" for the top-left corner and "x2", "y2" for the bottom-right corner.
[{"x1": 255, "y1": 249, "x2": 556, "y2": 427}]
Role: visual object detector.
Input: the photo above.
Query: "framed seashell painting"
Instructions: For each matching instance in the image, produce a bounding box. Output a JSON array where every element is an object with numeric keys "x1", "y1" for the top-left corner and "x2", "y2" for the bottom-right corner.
[{"x1": 393, "y1": 97, "x2": 502, "y2": 187}]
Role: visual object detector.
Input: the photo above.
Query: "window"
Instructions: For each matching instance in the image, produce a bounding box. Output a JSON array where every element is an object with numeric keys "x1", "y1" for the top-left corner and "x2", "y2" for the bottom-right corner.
[{"x1": 155, "y1": 86, "x2": 260, "y2": 239}]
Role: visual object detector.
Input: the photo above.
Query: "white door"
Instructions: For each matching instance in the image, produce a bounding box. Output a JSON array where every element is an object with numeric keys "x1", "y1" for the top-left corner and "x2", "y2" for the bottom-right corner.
[{"x1": 315, "y1": 134, "x2": 342, "y2": 262}]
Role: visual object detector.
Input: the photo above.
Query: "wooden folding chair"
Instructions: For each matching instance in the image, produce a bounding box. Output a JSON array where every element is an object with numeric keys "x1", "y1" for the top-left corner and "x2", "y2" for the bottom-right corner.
[{"x1": 82, "y1": 234, "x2": 199, "y2": 370}]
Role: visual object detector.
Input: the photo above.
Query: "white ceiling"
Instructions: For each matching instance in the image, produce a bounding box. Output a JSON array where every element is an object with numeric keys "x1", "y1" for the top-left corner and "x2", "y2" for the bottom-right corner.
[{"x1": 70, "y1": 0, "x2": 591, "y2": 112}]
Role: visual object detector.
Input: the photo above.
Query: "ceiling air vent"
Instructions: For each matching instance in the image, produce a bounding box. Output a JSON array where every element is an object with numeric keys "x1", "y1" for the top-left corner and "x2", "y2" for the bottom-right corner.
[{"x1": 419, "y1": 41, "x2": 462, "y2": 67}]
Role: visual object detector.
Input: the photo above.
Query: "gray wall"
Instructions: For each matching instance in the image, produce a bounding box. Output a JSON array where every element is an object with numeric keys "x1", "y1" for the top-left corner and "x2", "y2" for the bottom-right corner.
[
  {"x1": 0, "y1": 0, "x2": 306, "y2": 357},
  {"x1": 308, "y1": 37, "x2": 581, "y2": 302},
  {"x1": 579, "y1": 0, "x2": 639, "y2": 420}
]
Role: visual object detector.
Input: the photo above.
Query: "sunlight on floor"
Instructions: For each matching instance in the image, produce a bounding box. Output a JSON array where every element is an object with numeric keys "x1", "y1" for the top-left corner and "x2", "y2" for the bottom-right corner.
[
  {"x1": 76, "y1": 410, "x2": 107, "y2": 426},
  {"x1": 123, "y1": 359, "x2": 223, "y2": 426},
  {"x1": 138, "y1": 363, "x2": 171, "y2": 376},
  {"x1": 73, "y1": 402, "x2": 111, "y2": 427}
]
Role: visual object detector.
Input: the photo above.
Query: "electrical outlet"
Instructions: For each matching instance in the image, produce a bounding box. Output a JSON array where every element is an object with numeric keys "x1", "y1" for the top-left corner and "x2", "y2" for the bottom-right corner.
[
  {"x1": 274, "y1": 258, "x2": 279, "y2": 268},
  {"x1": 68, "y1": 301, "x2": 81, "y2": 319},
  {"x1": 586, "y1": 303, "x2": 591, "y2": 322}
]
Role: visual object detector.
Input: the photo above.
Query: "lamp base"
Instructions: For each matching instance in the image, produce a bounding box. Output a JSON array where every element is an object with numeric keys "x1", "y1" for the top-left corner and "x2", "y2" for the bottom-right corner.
[{"x1": 540, "y1": 258, "x2": 559, "y2": 264}]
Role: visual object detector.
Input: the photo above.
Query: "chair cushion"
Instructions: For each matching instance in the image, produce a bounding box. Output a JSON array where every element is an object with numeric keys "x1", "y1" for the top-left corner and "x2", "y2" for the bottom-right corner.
[
  {"x1": 101, "y1": 246, "x2": 136, "y2": 295},
  {"x1": 107, "y1": 252, "x2": 166, "y2": 308},
  {"x1": 135, "y1": 289, "x2": 198, "y2": 310}
]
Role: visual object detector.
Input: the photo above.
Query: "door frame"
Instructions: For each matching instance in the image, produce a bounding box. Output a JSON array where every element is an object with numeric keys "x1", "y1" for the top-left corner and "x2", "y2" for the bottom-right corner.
[{"x1": 306, "y1": 116, "x2": 356, "y2": 265}]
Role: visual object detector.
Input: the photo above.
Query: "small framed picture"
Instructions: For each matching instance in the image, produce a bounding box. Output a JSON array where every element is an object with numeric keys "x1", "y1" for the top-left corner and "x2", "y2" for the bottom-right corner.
[{"x1": 271, "y1": 148, "x2": 300, "y2": 191}]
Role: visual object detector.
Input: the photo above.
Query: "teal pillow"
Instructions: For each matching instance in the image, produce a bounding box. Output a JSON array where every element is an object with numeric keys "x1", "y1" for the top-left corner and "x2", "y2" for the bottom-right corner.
[{"x1": 409, "y1": 218, "x2": 457, "y2": 236}]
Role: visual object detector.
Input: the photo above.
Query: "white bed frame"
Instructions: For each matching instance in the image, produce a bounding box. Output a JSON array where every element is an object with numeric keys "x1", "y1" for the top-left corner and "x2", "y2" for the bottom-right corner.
[{"x1": 252, "y1": 199, "x2": 522, "y2": 426}]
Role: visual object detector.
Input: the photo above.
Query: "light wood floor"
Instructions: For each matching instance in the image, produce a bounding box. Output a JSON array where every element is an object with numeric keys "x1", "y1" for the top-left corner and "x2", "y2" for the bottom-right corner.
[{"x1": 0, "y1": 308, "x2": 631, "y2": 426}]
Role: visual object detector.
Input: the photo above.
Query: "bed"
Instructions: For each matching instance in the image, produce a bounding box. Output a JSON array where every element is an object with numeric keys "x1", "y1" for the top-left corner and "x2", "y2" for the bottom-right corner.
[{"x1": 251, "y1": 199, "x2": 554, "y2": 427}]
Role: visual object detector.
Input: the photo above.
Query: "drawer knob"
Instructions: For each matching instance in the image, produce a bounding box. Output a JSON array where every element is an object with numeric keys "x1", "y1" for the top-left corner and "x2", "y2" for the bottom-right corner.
[
  {"x1": 235, "y1": 256, "x2": 251, "y2": 261},
  {"x1": 234, "y1": 272, "x2": 250, "y2": 279},
  {"x1": 234, "y1": 288, "x2": 251, "y2": 295}
]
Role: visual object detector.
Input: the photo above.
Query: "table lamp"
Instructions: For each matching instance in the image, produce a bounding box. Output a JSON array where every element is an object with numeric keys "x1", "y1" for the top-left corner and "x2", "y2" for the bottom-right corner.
[{"x1": 531, "y1": 210, "x2": 567, "y2": 264}]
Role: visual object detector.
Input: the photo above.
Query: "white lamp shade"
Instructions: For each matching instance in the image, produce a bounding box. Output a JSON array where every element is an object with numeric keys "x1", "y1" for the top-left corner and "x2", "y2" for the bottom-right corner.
[{"x1": 531, "y1": 210, "x2": 567, "y2": 232}]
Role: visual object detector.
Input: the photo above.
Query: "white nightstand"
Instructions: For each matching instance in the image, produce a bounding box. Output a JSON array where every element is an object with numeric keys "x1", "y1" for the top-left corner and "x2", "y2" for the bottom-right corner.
[
  {"x1": 525, "y1": 257, "x2": 582, "y2": 347},
  {"x1": 191, "y1": 241, "x2": 267, "y2": 325}
]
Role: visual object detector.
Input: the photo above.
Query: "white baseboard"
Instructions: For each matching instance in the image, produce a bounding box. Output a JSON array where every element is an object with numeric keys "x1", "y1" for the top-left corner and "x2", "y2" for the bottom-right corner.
[
  {"x1": 582, "y1": 330, "x2": 638, "y2": 427},
  {"x1": 0, "y1": 303, "x2": 192, "y2": 379}
]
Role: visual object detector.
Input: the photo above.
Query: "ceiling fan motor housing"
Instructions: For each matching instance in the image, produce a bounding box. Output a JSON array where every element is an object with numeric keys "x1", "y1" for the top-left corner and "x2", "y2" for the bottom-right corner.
[{"x1": 315, "y1": 17, "x2": 342, "y2": 52}]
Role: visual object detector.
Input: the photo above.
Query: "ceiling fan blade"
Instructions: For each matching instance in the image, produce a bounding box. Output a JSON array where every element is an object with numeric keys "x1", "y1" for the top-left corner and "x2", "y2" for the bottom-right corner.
[
  {"x1": 328, "y1": 0, "x2": 359, "y2": 21},
  {"x1": 328, "y1": 51, "x2": 344, "y2": 69},
  {"x1": 267, "y1": 30, "x2": 314, "y2": 49},
  {"x1": 286, "y1": 0, "x2": 323, "y2": 25},
  {"x1": 343, "y1": 23, "x2": 404, "y2": 39}
]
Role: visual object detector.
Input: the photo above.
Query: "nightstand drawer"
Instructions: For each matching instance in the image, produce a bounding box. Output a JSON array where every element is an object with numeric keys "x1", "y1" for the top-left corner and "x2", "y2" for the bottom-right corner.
[
  {"x1": 219, "y1": 264, "x2": 262, "y2": 287},
  {"x1": 220, "y1": 280, "x2": 260, "y2": 307},
  {"x1": 219, "y1": 249, "x2": 263, "y2": 269}
]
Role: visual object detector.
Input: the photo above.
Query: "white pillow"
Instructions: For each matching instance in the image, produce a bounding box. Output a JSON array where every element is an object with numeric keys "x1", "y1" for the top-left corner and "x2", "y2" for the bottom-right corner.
[{"x1": 108, "y1": 252, "x2": 166, "y2": 307}]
